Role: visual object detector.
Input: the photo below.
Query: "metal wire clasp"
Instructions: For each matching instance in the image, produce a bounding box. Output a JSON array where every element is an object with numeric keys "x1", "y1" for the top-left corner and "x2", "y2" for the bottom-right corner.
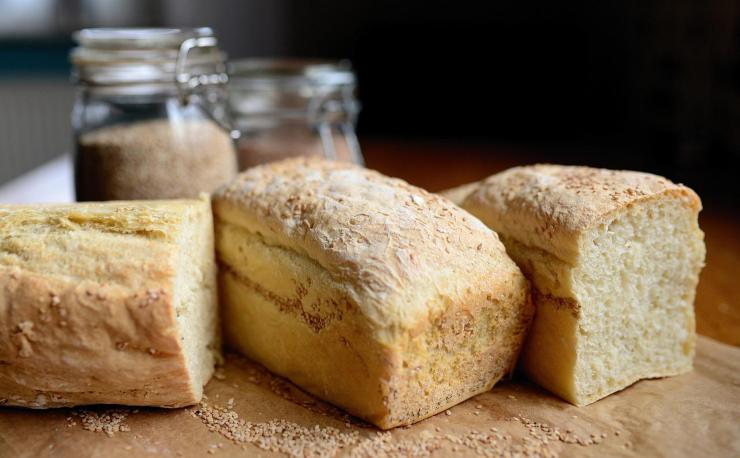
[{"x1": 175, "y1": 36, "x2": 228, "y2": 105}]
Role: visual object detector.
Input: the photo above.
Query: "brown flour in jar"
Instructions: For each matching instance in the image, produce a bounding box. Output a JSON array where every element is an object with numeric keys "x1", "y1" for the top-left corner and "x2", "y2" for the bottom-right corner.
[
  {"x1": 237, "y1": 124, "x2": 357, "y2": 170},
  {"x1": 76, "y1": 119, "x2": 237, "y2": 201}
]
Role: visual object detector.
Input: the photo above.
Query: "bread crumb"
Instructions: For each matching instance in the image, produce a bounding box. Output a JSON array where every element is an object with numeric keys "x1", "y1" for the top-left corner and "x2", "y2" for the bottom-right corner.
[
  {"x1": 68, "y1": 408, "x2": 131, "y2": 436},
  {"x1": 190, "y1": 400, "x2": 361, "y2": 457},
  {"x1": 445, "y1": 410, "x2": 452, "y2": 416}
]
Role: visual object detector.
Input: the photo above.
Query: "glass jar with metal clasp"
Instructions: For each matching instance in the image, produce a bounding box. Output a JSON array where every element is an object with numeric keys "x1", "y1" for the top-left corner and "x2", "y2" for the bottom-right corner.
[
  {"x1": 70, "y1": 27, "x2": 238, "y2": 201},
  {"x1": 228, "y1": 59, "x2": 363, "y2": 170}
]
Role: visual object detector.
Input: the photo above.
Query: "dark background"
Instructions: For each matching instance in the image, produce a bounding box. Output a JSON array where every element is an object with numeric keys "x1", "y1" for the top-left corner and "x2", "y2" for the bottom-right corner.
[{"x1": 0, "y1": 0, "x2": 738, "y2": 207}]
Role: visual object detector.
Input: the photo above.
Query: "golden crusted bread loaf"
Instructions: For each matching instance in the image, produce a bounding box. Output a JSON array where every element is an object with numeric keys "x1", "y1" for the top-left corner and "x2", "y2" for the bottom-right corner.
[
  {"x1": 212, "y1": 158, "x2": 533, "y2": 429},
  {"x1": 461, "y1": 165, "x2": 705, "y2": 405},
  {"x1": 0, "y1": 197, "x2": 219, "y2": 408}
]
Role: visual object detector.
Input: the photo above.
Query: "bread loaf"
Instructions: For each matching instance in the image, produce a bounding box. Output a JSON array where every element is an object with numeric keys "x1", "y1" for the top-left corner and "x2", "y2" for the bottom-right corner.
[
  {"x1": 212, "y1": 158, "x2": 533, "y2": 429},
  {"x1": 0, "y1": 197, "x2": 219, "y2": 408},
  {"x1": 462, "y1": 165, "x2": 705, "y2": 405}
]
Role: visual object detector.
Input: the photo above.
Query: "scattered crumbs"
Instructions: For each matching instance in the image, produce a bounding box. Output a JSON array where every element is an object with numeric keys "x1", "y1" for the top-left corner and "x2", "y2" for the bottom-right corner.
[
  {"x1": 227, "y1": 398, "x2": 235, "y2": 408},
  {"x1": 508, "y1": 395, "x2": 517, "y2": 400},
  {"x1": 473, "y1": 411, "x2": 480, "y2": 416},
  {"x1": 213, "y1": 369, "x2": 226, "y2": 380},
  {"x1": 571, "y1": 415, "x2": 578, "y2": 419},
  {"x1": 615, "y1": 430, "x2": 621, "y2": 436},
  {"x1": 190, "y1": 399, "x2": 448, "y2": 458},
  {"x1": 508, "y1": 414, "x2": 609, "y2": 455},
  {"x1": 624, "y1": 441, "x2": 632, "y2": 448},
  {"x1": 190, "y1": 399, "x2": 360, "y2": 457},
  {"x1": 349, "y1": 431, "x2": 441, "y2": 458},
  {"x1": 190, "y1": 355, "x2": 614, "y2": 457},
  {"x1": 68, "y1": 408, "x2": 131, "y2": 436}
]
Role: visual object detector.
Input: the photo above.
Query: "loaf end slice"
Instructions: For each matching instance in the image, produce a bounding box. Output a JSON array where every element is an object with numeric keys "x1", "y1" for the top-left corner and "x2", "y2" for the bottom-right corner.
[
  {"x1": 213, "y1": 158, "x2": 533, "y2": 429},
  {"x1": 463, "y1": 165, "x2": 705, "y2": 406},
  {"x1": 0, "y1": 196, "x2": 219, "y2": 408}
]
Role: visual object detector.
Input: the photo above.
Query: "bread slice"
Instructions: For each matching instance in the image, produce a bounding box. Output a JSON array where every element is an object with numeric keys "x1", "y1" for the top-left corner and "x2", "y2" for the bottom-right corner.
[
  {"x1": 0, "y1": 196, "x2": 219, "y2": 408},
  {"x1": 212, "y1": 158, "x2": 533, "y2": 429},
  {"x1": 462, "y1": 165, "x2": 705, "y2": 406}
]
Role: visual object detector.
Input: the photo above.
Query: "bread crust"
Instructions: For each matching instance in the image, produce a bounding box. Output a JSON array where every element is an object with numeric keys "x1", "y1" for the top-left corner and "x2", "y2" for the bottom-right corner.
[
  {"x1": 213, "y1": 158, "x2": 533, "y2": 428},
  {"x1": 463, "y1": 164, "x2": 702, "y2": 263},
  {"x1": 0, "y1": 199, "x2": 216, "y2": 408},
  {"x1": 213, "y1": 158, "x2": 521, "y2": 339},
  {"x1": 462, "y1": 165, "x2": 704, "y2": 406}
]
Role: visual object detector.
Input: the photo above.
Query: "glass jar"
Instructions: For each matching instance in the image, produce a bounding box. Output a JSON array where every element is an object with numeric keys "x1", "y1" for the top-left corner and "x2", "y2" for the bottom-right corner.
[
  {"x1": 228, "y1": 59, "x2": 363, "y2": 169},
  {"x1": 71, "y1": 28, "x2": 238, "y2": 201}
]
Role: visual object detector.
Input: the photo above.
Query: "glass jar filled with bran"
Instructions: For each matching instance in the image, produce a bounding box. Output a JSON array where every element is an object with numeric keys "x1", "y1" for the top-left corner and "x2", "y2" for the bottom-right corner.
[
  {"x1": 228, "y1": 59, "x2": 363, "y2": 169},
  {"x1": 71, "y1": 28, "x2": 238, "y2": 201}
]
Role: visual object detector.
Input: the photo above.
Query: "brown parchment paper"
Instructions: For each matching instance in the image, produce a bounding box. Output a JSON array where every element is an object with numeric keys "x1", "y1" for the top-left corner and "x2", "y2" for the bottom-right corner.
[{"x1": 0, "y1": 336, "x2": 738, "y2": 458}]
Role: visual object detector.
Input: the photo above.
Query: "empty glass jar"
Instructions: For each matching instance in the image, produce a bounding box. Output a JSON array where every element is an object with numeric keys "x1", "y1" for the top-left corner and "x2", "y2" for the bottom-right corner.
[
  {"x1": 71, "y1": 27, "x2": 238, "y2": 201},
  {"x1": 228, "y1": 59, "x2": 363, "y2": 169}
]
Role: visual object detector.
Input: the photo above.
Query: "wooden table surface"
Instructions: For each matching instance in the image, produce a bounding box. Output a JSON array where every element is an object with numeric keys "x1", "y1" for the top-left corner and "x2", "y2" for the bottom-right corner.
[{"x1": 363, "y1": 140, "x2": 740, "y2": 347}]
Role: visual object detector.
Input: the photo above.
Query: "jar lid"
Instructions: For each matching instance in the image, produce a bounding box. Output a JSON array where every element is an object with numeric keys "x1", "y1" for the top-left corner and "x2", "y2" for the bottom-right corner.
[
  {"x1": 74, "y1": 27, "x2": 213, "y2": 50},
  {"x1": 229, "y1": 59, "x2": 356, "y2": 89},
  {"x1": 228, "y1": 59, "x2": 358, "y2": 119},
  {"x1": 71, "y1": 27, "x2": 227, "y2": 88}
]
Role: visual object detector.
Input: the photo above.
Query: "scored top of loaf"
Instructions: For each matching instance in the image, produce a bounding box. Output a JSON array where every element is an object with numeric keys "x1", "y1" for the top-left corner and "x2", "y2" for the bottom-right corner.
[
  {"x1": 462, "y1": 164, "x2": 702, "y2": 263},
  {"x1": 212, "y1": 158, "x2": 523, "y2": 334}
]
